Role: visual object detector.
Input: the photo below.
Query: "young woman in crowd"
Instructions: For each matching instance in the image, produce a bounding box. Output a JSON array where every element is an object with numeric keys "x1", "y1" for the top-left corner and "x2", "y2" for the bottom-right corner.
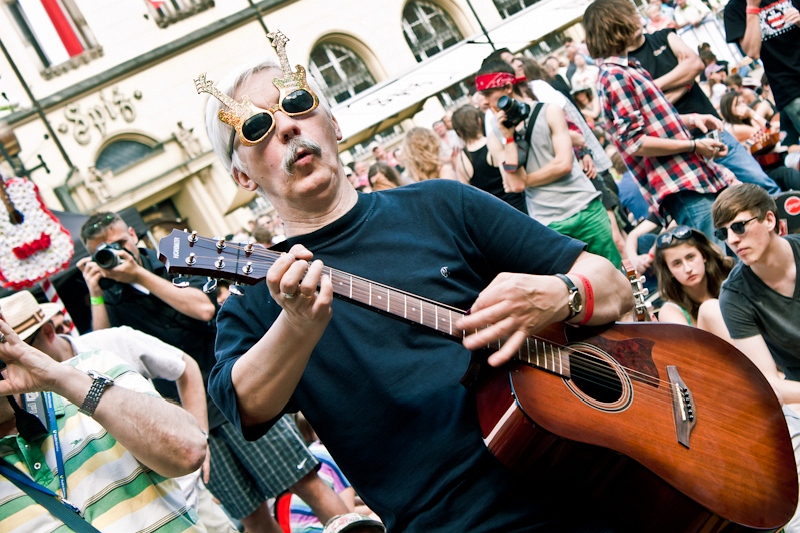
[
  {"x1": 367, "y1": 162, "x2": 404, "y2": 191},
  {"x1": 450, "y1": 104, "x2": 527, "y2": 212},
  {"x1": 401, "y1": 127, "x2": 456, "y2": 181},
  {"x1": 653, "y1": 225, "x2": 734, "y2": 340},
  {"x1": 719, "y1": 91, "x2": 800, "y2": 190},
  {"x1": 571, "y1": 86, "x2": 601, "y2": 128}
]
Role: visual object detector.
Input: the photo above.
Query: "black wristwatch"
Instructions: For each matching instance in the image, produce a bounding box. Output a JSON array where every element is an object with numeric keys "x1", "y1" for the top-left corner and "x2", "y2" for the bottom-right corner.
[
  {"x1": 79, "y1": 370, "x2": 115, "y2": 417},
  {"x1": 555, "y1": 274, "x2": 583, "y2": 320}
]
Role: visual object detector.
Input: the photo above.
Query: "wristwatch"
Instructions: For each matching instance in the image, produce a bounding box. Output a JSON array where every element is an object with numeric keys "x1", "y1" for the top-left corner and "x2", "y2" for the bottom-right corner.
[
  {"x1": 555, "y1": 274, "x2": 583, "y2": 321},
  {"x1": 79, "y1": 370, "x2": 115, "y2": 416}
]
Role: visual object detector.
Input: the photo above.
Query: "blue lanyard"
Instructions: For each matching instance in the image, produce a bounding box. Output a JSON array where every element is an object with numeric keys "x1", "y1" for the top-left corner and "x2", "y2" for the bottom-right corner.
[{"x1": 43, "y1": 392, "x2": 69, "y2": 502}]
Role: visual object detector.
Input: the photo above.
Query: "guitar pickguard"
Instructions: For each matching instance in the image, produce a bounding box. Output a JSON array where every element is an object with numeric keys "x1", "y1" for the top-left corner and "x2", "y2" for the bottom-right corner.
[{"x1": 571, "y1": 331, "x2": 659, "y2": 388}]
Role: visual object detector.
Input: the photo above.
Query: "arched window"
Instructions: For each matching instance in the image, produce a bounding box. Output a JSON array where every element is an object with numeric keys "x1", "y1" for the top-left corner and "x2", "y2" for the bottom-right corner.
[
  {"x1": 309, "y1": 43, "x2": 376, "y2": 105},
  {"x1": 402, "y1": 1, "x2": 462, "y2": 62},
  {"x1": 492, "y1": 0, "x2": 540, "y2": 18},
  {"x1": 95, "y1": 139, "x2": 157, "y2": 174}
]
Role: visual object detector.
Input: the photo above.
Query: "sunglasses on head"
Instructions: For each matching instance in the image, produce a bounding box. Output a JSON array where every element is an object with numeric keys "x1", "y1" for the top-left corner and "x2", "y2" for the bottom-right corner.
[
  {"x1": 656, "y1": 225, "x2": 694, "y2": 250},
  {"x1": 87, "y1": 213, "x2": 116, "y2": 232},
  {"x1": 713, "y1": 216, "x2": 758, "y2": 241},
  {"x1": 225, "y1": 88, "x2": 318, "y2": 157}
]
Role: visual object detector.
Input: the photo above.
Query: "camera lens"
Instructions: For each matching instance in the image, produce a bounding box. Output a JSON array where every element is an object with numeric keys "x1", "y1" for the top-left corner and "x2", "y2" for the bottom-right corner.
[
  {"x1": 497, "y1": 95, "x2": 512, "y2": 112},
  {"x1": 93, "y1": 247, "x2": 119, "y2": 269}
]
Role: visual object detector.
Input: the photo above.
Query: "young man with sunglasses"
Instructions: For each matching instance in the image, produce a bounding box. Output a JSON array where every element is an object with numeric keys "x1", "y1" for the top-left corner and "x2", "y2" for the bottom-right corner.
[
  {"x1": 203, "y1": 32, "x2": 632, "y2": 532},
  {"x1": 712, "y1": 184, "x2": 800, "y2": 405}
]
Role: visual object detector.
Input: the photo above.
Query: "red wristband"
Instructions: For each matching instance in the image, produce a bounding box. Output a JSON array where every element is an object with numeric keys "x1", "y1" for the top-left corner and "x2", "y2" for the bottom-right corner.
[
  {"x1": 505, "y1": 136, "x2": 515, "y2": 144},
  {"x1": 745, "y1": 6, "x2": 761, "y2": 14},
  {"x1": 575, "y1": 274, "x2": 594, "y2": 326}
]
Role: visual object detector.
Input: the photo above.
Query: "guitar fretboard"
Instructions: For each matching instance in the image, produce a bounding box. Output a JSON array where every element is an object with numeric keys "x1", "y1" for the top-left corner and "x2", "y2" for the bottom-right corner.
[{"x1": 161, "y1": 231, "x2": 571, "y2": 379}]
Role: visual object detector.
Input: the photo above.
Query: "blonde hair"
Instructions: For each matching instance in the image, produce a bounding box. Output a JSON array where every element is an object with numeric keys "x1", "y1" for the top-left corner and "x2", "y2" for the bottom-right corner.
[{"x1": 402, "y1": 127, "x2": 443, "y2": 181}]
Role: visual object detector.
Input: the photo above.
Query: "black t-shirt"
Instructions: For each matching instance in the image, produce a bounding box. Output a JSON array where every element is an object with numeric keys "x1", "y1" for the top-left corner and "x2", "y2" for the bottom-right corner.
[
  {"x1": 104, "y1": 247, "x2": 226, "y2": 428},
  {"x1": 628, "y1": 29, "x2": 719, "y2": 117},
  {"x1": 211, "y1": 181, "x2": 587, "y2": 531},
  {"x1": 725, "y1": 0, "x2": 800, "y2": 110}
]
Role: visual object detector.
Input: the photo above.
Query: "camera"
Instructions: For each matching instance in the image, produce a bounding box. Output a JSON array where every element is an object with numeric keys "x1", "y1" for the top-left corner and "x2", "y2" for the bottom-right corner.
[
  {"x1": 497, "y1": 95, "x2": 531, "y2": 129},
  {"x1": 93, "y1": 242, "x2": 123, "y2": 269},
  {"x1": 705, "y1": 130, "x2": 720, "y2": 142}
]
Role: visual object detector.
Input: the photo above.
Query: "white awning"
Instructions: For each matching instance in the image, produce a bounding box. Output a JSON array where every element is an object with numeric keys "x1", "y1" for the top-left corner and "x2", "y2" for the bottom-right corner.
[{"x1": 333, "y1": 0, "x2": 593, "y2": 149}]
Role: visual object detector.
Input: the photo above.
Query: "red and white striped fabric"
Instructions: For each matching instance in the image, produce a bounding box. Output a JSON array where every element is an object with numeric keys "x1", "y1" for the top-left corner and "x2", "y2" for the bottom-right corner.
[
  {"x1": 40, "y1": 278, "x2": 78, "y2": 337},
  {"x1": 17, "y1": 0, "x2": 84, "y2": 66}
]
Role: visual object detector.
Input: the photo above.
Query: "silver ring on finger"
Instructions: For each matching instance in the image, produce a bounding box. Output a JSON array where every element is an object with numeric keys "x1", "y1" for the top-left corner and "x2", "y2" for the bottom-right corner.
[
  {"x1": 0, "y1": 333, "x2": 6, "y2": 344},
  {"x1": 282, "y1": 292, "x2": 296, "y2": 299}
]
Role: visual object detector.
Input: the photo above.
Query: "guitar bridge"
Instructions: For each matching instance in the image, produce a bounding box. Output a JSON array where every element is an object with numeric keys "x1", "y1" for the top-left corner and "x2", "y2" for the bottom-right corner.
[{"x1": 667, "y1": 365, "x2": 696, "y2": 448}]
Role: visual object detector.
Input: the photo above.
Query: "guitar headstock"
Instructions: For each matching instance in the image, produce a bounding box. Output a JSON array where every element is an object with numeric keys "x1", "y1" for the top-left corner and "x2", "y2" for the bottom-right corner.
[
  {"x1": 621, "y1": 259, "x2": 651, "y2": 322},
  {"x1": 157, "y1": 229, "x2": 269, "y2": 286}
]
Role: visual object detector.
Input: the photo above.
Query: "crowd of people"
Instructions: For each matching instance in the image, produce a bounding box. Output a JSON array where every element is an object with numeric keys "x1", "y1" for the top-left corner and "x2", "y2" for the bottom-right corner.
[{"x1": 1, "y1": 0, "x2": 799, "y2": 531}]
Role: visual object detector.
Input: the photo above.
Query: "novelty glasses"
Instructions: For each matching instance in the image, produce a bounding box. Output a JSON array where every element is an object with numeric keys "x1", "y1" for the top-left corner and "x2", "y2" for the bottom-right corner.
[
  {"x1": 713, "y1": 216, "x2": 758, "y2": 241},
  {"x1": 194, "y1": 30, "x2": 319, "y2": 157}
]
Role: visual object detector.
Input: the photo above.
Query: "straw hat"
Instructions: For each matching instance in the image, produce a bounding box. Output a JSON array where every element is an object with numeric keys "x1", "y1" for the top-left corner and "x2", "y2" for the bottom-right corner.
[{"x1": 0, "y1": 291, "x2": 62, "y2": 341}]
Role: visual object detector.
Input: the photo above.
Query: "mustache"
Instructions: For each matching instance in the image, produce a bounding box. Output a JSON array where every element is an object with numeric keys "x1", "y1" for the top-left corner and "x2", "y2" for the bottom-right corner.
[{"x1": 282, "y1": 136, "x2": 322, "y2": 176}]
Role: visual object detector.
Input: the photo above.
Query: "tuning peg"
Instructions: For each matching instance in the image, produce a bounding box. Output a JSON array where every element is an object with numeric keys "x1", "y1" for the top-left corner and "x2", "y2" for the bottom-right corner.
[
  {"x1": 172, "y1": 277, "x2": 191, "y2": 288},
  {"x1": 216, "y1": 237, "x2": 226, "y2": 251},
  {"x1": 638, "y1": 275, "x2": 646, "y2": 284},
  {"x1": 641, "y1": 288, "x2": 649, "y2": 297},
  {"x1": 229, "y1": 284, "x2": 244, "y2": 296},
  {"x1": 203, "y1": 277, "x2": 218, "y2": 293}
]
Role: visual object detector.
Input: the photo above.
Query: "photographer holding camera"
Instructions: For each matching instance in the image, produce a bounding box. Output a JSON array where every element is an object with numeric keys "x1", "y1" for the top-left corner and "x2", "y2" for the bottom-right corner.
[
  {"x1": 477, "y1": 59, "x2": 622, "y2": 267},
  {"x1": 77, "y1": 211, "x2": 350, "y2": 533},
  {"x1": 77, "y1": 212, "x2": 216, "y2": 333}
]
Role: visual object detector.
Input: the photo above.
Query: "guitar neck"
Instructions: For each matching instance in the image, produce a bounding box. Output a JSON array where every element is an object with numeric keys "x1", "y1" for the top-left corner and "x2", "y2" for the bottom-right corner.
[
  {"x1": 159, "y1": 231, "x2": 570, "y2": 377},
  {"x1": 0, "y1": 178, "x2": 24, "y2": 225}
]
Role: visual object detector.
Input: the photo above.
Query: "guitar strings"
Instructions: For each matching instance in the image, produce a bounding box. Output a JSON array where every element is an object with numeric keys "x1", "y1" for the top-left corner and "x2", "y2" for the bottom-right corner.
[
  {"x1": 182, "y1": 242, "x2": 685, "y2": 393},
  {"x1": 179, "y1": 241, "x2": 775, "y2": 420}
]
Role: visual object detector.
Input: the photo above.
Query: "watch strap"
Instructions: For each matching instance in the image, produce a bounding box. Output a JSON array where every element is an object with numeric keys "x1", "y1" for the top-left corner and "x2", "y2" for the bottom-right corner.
[
  {"x1": 555, "y1": 273, "x2": 581, "y2": 319},
  {"x1": 79, "y1": 373, "x2": 113, "y2": 417}
]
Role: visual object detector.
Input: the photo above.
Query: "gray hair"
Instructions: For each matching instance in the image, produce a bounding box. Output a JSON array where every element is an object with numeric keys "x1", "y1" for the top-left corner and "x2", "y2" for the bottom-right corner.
[{"x1": 203, "y1": 57, "x2": 331, "y2": 176}]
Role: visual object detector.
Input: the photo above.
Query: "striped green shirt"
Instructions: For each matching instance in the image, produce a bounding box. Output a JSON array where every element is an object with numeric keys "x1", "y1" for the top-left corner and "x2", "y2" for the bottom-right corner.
[{"x1": 0, "y1": 349, "x2": 205, "y2": 533}]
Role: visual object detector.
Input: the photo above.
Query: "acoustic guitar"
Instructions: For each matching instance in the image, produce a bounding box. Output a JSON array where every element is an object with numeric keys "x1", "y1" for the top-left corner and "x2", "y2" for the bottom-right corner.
[
  {"x1": 0, "y1": 177, "x2": 73, "y2": 290},
  {"x1": 158, "y1": 230, "x2": 798, "y2": 532}
]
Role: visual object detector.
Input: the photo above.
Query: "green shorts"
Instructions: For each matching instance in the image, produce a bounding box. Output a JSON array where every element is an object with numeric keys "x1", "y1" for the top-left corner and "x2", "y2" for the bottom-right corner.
[{"x1": 548, "y1": 198, "x2": 622, "y2": 268}]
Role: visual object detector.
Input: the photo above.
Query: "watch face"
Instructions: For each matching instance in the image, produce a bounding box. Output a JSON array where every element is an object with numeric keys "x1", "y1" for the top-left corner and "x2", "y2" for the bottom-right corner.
[
  {"x1": 570, "y1": 291, "x2": 583, "y2": 313},
  {"x1": 87, "y1": 370, "x2": 114, "y2": 383}
]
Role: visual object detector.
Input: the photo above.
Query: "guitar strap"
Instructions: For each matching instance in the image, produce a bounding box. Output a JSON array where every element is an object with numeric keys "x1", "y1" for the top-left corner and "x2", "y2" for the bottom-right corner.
[{"x1": 0, "y1": 459, "x2": 101, "y2": 533}]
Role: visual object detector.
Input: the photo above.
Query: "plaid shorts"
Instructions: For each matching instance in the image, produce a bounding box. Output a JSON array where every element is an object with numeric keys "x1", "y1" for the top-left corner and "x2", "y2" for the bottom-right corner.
[{"x1": 205, "y1": 415, "x2": 318, "y2": 519}]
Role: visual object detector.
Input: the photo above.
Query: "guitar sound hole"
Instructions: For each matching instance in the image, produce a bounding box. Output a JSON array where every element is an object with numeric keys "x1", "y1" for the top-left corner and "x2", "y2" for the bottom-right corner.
[{"x1": 569, "y1": 351, "x2": 623, "y2": 404}]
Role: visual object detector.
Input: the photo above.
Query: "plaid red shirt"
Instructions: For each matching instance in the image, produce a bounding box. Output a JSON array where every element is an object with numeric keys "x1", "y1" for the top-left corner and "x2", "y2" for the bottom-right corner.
[{"x1": 597, "y1": 56, "x2": 728, "y2": 218}]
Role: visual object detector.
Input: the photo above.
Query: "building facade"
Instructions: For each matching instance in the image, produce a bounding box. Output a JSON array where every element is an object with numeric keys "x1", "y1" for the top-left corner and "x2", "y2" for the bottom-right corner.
[{"x1": 0, "y1": 0, "x2": 589, "y2": 242}]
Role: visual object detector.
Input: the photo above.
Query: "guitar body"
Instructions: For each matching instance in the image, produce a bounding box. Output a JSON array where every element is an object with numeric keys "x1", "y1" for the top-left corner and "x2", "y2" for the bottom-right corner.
[
  {"x1": 0, "y1": 177, "x2": 73, "y2": 290},
  {"x1": 476, "y1": 322, "x2": 797, "y2": 532}
]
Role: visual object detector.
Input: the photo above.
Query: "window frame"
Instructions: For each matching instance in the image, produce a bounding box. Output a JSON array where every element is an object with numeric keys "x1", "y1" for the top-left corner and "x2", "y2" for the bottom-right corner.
[
  {"x1": 401, "y1": 1, "x2": 463, "y2": 62},
  {"x1": 309, "y1": 42, "x2": 376, "y2": 105}
]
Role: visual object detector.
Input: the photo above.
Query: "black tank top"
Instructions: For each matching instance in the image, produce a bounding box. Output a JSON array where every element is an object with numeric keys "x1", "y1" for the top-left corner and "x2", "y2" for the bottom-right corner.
[{"x1": 465, "y1": 144, "x2": 527, "y2": 213}]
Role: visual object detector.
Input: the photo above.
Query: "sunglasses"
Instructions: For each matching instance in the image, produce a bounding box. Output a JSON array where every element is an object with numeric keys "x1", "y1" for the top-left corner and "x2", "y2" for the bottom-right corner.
[
  {"x1": 194, "y1": 30, "x2": 320, "y2": 159},
  {"x1": 86, "y1": 213, "x2": 116, "y2": 232},
  {"x1": 656, "y1": 225, "x2": 694, "y2": 250},
  {"x1": 713, "y1": 216, "x2": 758, "y2": 241},
  {"x1": 225, "y1": 88, "x2": 319, "y2": 157}
]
